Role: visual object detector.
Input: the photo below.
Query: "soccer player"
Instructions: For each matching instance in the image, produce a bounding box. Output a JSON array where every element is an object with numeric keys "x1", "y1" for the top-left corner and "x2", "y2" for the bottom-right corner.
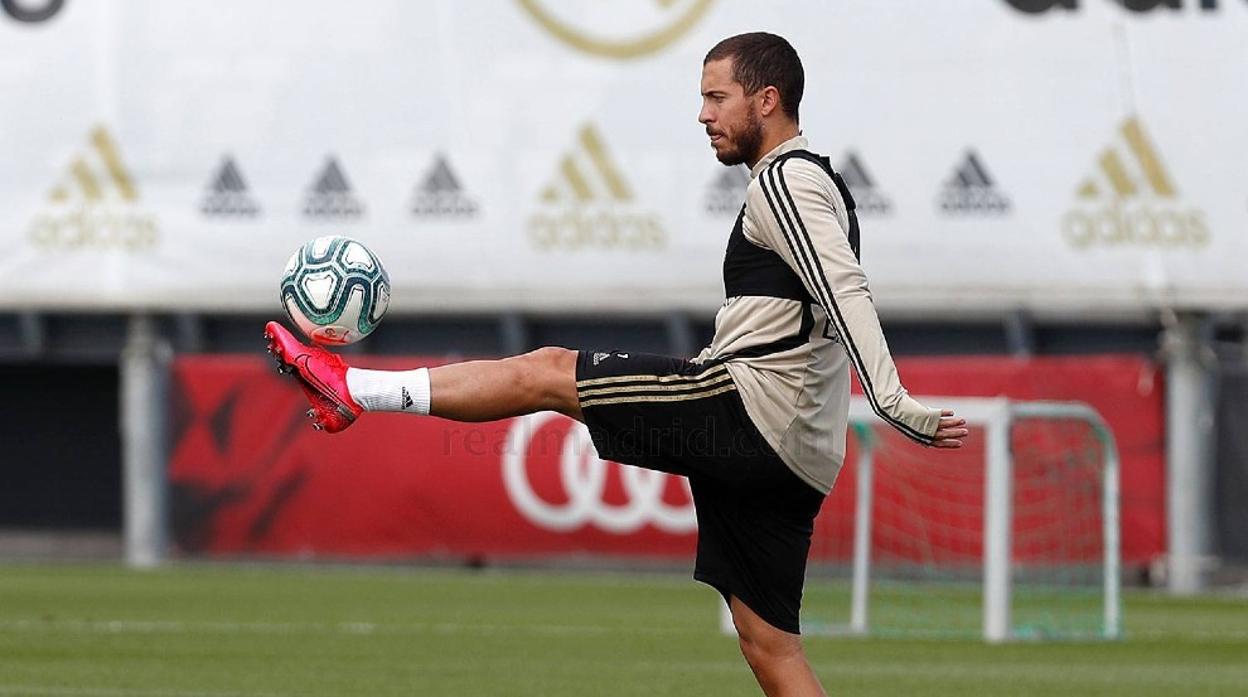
[{"x1": 265, "y1": 32, "x2": 967, "y2": 697}]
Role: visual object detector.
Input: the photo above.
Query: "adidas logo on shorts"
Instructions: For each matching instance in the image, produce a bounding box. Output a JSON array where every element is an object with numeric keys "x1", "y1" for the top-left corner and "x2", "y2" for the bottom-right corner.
[{"x1": 591, "y1": 352, "x2": 629, "y2": 366}]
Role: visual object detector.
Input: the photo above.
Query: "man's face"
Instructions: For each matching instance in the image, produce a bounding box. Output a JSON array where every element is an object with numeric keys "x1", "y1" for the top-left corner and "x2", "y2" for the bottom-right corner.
[{"x1": 699, "y1": 58, "x2": 764, "y2": 167}]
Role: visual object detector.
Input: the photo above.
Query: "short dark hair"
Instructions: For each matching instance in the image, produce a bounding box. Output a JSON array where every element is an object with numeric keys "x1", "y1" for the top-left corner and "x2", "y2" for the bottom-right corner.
[{"x1": 704, "y1": 32, "x2": 804, "y2": 122}]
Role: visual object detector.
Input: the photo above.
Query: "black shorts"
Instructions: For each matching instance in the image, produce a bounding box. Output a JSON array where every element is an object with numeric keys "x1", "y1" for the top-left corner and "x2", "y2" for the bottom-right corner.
[{"x1": 575, "y1": 350, "x2": 826, "y2": 634}]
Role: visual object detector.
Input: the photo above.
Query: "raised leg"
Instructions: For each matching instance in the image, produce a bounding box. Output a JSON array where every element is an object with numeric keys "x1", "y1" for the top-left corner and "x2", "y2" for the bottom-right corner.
[{"x1": 267, "y1": 317, "x2": 584, "y2": 431}]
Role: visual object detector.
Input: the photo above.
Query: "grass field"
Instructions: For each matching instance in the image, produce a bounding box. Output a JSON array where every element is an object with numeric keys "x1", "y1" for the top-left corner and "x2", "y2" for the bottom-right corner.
[{"x1": 0, "y1": 564, "x2": 1245, "y2": 696}]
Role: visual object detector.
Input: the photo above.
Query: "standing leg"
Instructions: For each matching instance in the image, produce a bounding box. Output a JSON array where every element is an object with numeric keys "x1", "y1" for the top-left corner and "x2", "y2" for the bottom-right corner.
[{"x1": 730, "y1": 596, "x2": 826, "y2": 697}]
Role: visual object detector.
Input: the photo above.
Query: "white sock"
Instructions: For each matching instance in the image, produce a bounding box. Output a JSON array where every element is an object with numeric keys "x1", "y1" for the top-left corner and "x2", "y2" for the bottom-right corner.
[{"x1": 345, "y1": 367, "x2": 431, "y2": 414}]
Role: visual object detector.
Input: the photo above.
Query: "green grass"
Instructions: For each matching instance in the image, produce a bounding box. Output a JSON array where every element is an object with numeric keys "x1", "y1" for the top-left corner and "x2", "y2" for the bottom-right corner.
[
  {"x1": 802, "y1": 577, "x2": 1111, "y2": 639},
  {"x1": 0, "y1": 564, "x2": 1244, "y2": 696}
]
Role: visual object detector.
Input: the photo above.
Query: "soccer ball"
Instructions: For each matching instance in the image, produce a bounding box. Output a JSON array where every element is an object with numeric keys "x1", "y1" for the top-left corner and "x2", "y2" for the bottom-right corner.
[{"x1": 279, "y1": 236, "x2": 390, "y2": 345}]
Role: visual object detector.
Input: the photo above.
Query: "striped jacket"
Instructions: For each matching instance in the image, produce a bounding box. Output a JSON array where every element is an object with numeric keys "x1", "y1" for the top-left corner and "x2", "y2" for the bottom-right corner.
[{"x1": 693, "y1": 135, "x2": 940, "y2": 493}]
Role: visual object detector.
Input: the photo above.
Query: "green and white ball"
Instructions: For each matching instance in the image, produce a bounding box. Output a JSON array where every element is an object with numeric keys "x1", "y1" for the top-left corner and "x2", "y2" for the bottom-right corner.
[{"x1": 280, "y1": 236, "x2": 390, "y2": 345}]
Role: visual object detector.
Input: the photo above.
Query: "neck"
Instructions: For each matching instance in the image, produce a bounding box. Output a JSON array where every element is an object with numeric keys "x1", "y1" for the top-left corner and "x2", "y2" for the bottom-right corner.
[{"x1": 746, "y1": 122, "x2": 800, "y2": 169}]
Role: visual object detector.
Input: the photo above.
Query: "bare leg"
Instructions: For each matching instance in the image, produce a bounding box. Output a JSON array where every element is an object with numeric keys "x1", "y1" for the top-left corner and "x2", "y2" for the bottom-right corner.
[
  {"x1": 730, "y1": 596, "x2": 826, "y2": 697},
  {"x1": 428, "y1": 347, "x2": 582, "y2": 422}
]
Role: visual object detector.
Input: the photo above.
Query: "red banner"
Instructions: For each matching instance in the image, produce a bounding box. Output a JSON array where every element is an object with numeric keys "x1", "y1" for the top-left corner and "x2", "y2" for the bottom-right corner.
[{"x1": 169, "y1": 354, "x2": 1163, "y2": 565}]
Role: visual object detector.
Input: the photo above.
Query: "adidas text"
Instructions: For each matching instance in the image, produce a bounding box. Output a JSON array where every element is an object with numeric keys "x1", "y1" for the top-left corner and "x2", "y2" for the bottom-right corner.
[
  {"x1": 30, "y1": 206, "x2": 157, "y2": 251},
  {"x1": 939, "y1": 189, "x2": 1010, "y2": 214},
  {"x1": 529, "y1": 209, "x2": 664, "y2": 250},
  {"x1": 1063, "y1": 201, "x2": 1208, "y2": 249}
]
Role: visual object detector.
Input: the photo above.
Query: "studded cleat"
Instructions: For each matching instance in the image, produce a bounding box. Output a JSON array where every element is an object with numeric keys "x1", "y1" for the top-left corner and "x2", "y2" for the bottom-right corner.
[
  {"x1": 295, "y1": 380, "x2": 353, "y2": 433},
  {"x1": 264, "y1": 320, "x2": 362, "y2": 433}
]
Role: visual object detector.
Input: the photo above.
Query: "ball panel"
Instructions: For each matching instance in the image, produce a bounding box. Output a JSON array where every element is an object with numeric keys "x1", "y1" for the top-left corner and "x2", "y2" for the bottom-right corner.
[
  {"x1": 341, "y1": 240, "x2": 376, "y2": 271},
  {"x1": 300, "y1": 270, "x2": 341, "y2": 312},
  {"x1": 339, "y1": 284, "x2": 368, "y2": 342},
  {"x1": 371, "y1": 281, "x2": 391, "y2": 323},
  {"x1": 309, "y1": 235, "x2": 337, "y2": 259}
]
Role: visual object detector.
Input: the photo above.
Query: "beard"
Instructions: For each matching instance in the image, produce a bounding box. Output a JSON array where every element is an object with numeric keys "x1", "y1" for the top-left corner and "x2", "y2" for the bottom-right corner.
[{"x1": 713, "y1": 106, "x2": 764, "y2": 166}]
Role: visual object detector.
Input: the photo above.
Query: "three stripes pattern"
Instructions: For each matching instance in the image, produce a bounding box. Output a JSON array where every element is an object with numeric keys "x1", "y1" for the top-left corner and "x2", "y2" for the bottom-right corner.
[
  {"x1": 49, "y1": 127, "x2": 137, "y2": 203},
  {"x1": 540, "y1": 125, "x2": 633, "y2": 204},
  {"x1": 576, "y1": 363, "x2": 735, "y2": 409},
  {"x1": 1078, "y1": 117, "x2": 1175, "y2": 200}
]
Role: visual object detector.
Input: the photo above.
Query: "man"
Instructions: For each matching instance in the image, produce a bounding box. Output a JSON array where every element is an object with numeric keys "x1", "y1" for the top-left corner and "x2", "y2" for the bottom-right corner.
[{"x1": 265, "y1": 32, "x2": 967, "y2": 697}]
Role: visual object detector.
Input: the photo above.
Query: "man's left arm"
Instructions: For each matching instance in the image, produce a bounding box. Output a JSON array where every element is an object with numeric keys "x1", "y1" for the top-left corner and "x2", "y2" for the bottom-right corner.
[{"x1": 754, "y1": 159, "x2": 944, "y2": 445}]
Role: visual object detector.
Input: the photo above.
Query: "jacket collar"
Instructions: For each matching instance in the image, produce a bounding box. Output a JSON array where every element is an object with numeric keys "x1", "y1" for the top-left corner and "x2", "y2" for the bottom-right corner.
[{"x1": 749, "y1": 134, "x2": 809, "y2": 180}]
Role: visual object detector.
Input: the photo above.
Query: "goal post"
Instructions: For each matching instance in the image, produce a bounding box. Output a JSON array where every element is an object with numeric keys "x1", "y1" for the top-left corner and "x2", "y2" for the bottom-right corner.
[{"x1": 720, "y1": 397, "x2": 1121, "y2": 643}]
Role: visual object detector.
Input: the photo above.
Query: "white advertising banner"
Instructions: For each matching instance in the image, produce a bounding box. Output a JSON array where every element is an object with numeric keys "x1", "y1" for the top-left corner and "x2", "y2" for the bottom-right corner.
[{"x1": 0, "y1": 0, "x2": 1245, "y2": 315}]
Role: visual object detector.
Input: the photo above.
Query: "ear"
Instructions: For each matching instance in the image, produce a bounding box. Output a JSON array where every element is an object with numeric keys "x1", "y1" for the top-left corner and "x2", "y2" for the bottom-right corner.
[{"x1": 757, "y1": 85, "x2": 781, "y2": 118}]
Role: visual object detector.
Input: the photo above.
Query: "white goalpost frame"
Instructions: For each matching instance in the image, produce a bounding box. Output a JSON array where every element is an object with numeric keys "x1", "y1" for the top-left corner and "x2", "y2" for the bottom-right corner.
[
  {"x1": 848, "y1": 431, "x2": 874, "y2": 635},
  {"x1": 846, "y1": 397, "x2": 1121, "y2": 643},
  {"x1": 718, "y1": 397, "x2": 1122, "y2": 643}
]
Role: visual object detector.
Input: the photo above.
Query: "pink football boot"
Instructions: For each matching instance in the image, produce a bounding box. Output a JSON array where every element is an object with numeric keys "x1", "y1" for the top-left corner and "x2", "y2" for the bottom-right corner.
[{"x1": 264, "y1": 320, "x2": 363, "y2": 433}]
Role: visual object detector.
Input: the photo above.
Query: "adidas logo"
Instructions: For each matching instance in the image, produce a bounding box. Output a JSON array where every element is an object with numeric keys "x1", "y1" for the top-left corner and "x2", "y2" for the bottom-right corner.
[
  {"x1": 411, "y1": 154, "x2": 478, "y2": 218},
  {"x1": 538, "y1": 124, "x2": 633, "y2": 204},
  {"x1": 1062, "y1": 116, "x2": 1206, "y2": 249},
  {"x1": 45, "y1": 126, "x2": 137, "y2": 204},
  {"x1": 591, "y1": 352, "x2": 631, "y2": 366},
  {"x1": 704, "y1": 166, "x2": 749, "y2": 216},
  {"x1": 201, "y1": 156, "x2": 261, "y2": 218},
  {"x1": 528, "y1": 123, "x2": 665, "y2": 251},
  {"x1": 401, "y1": 387, "x2": 414, "y2": 410},
  {"x1": 28, "y1": 125, "x2": 158, "y2": 251},
  {"x1": 937, "y1": 150, "x2": 1010, "y2": 215},
  {"x1": 1075, "y1": 117, "x2": 1172, "y2": 200},
  {"x1": 837, "y1": 152, "x2": 892, "y2": 216},
  {"x1": 302, "y1": 156, "x2": 365, "y2": 220}
]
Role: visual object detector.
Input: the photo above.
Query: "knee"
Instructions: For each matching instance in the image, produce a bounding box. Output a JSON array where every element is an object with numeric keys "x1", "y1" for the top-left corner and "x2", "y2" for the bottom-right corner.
[
  {"x1": 516, "y1": 347, "x2": 577, "y2": 406},
  {"x1": 737, "y1": 624, "x2": 804, "y2": 674},
  {"x1": 520, "y1": 347, "x2": 576, "y2": 379}
]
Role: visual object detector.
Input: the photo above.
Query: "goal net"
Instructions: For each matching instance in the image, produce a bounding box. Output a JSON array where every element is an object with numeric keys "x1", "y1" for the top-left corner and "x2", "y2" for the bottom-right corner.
[{"x1": 786, "y1": 398, "x2": 1120, "y2": 642}]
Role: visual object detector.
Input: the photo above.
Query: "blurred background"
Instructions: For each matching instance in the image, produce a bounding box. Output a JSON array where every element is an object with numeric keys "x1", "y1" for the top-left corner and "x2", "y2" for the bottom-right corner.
[{"x1": 0, "y1": 1, "x2": 1246, "y2": 690}]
